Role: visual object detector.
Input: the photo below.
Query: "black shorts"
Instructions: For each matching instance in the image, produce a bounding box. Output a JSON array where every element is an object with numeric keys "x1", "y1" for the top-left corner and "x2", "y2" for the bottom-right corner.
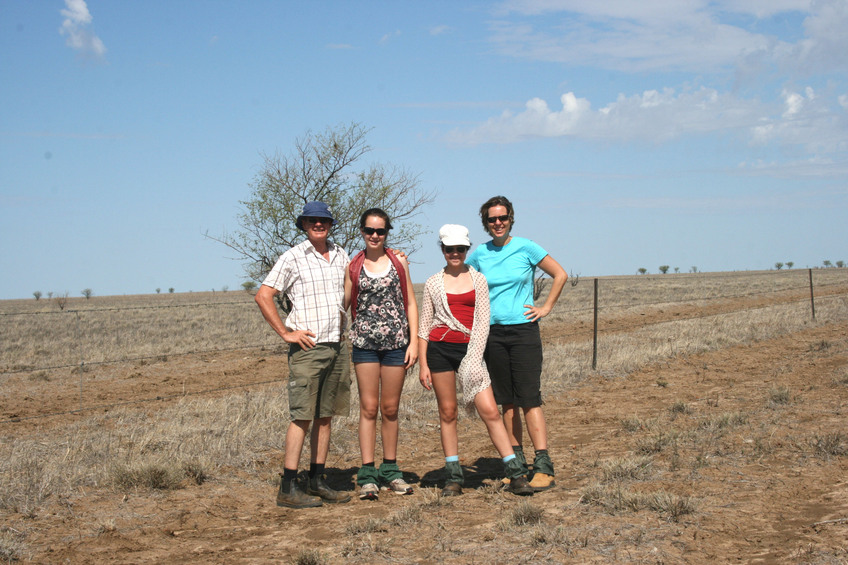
[
  {"x1": 426, "y1": 341, "x2": 468, "y2": 373},
  {"x1": 485, "y1": 322, "x2": 543, "y2": 408}
]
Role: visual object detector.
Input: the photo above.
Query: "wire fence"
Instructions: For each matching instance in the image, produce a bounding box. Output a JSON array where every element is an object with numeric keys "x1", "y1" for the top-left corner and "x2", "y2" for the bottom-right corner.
[{"x1": 2, "y1": 268, "x2": 846, "y2": 423}]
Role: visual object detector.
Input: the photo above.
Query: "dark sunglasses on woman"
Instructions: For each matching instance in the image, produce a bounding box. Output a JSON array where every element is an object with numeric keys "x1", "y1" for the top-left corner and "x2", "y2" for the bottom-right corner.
[
  {"x1": 362, "y1": 227, "x2": 388, "y2": 236},
  {"x1": 486, "y1": 214, "x2": 510, "y2": 224},
  {"x1": 443, "y1": 245, "x2": 468, "y2": 254}
]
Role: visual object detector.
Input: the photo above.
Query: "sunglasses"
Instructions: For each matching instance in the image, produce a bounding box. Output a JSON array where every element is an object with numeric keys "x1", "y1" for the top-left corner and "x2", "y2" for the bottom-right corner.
[
  {"x1": 443, "y1": 245, "x2": 468, "y2": 254},
  {"x1": 486, "y1": 214, "x2": 510, "y2": 224},
  {"x1": 304, "y1": 216, "x2": 330, "y2": 224},
  {"x1": 362, "y1": 226, "x2": 388, "y2": 236}
]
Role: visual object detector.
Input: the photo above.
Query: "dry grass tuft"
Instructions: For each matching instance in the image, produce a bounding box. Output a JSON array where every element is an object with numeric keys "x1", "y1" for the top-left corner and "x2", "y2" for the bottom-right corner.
[
  {"x1": 110, "y1": 460, "x2": 186, "y2": 490},
  {"x1": 811, "y1": 432, "x2": 847, "y2": 458},
  {"x1": 292, "y1": 548, "x2": 328, "y2": 565},
  {"x1": 768, "y1": 386, "x2": 792, "y2": 406},
  {"x1": 636, "y1": 429, "x2": 679, "y2": 455},
  {"x1": 580, "y1": 483, "x2": 696, "y2": 521},
  {"x1": 599, "y1": 455, "x2": 653, "y2": 483},
  {"x1": 345, "y1": 516, "x2": 388, "y2": 536},
  {"x1": 0, "y1": 527, "x2": 26, "y2": 563},
  {"x1": 500, "y1": 500, "x2": 544, "y2": 529}
]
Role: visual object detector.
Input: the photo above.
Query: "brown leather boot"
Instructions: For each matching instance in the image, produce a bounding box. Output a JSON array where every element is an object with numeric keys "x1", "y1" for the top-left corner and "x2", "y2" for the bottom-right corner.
[
  {"x1": 276, "y1": 476, "x2": 322, "y2": 509},
  {"x1": 441, "y1": 481, "x2": 463, "y2": 497},
  {"x1": 307, "y1": 474, "x2": 351, "y2": 504}
]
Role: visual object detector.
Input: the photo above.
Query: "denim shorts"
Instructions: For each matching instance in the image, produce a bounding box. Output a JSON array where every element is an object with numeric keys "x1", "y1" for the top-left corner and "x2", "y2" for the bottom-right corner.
[{"x1": 351, "y1": 346, "x2": 406, "y2": 366}]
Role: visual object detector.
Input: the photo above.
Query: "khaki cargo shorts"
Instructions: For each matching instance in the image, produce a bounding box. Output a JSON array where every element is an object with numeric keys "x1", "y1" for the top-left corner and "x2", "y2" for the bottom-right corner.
[{"x1": 287, "y1": 341, "x2": 351, "y2": 420}]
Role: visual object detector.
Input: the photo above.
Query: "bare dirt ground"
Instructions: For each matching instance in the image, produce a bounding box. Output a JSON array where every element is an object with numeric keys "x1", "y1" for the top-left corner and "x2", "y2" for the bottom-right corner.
[{"x1": 3, "y1": 294, "x2": 848, "y2": 564}]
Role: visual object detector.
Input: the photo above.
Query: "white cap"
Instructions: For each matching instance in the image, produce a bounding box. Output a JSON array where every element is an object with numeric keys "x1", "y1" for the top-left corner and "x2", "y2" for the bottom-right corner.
[{"x1": 438, "y1": 224, "x2": 471, "y2": 247}]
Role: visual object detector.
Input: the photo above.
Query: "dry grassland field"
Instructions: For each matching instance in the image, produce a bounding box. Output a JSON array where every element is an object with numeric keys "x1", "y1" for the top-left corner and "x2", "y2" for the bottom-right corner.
[{"x1": 2, "y1": 269, "x2": 848, "y2": 564}]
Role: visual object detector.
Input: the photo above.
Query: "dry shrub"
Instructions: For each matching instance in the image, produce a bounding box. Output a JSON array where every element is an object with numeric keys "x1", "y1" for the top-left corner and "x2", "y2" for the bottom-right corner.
[{"x1": 110, "y1": 460, "x2": 185, "y2": 490}]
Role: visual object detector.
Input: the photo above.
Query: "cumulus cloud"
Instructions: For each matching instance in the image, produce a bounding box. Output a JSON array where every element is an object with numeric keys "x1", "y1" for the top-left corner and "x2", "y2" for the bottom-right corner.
[
  {"x1": 447, "y1": 85, "x2": 848, "y2": 156},
  {"x1": 751, "y1": 87, "x2": 848, "y2": 153},
  {"x1": 446, "y1": 88, "x2": 766, "y2": 144},
  {"x1": 59, "y1": 0, "x2": 106, "y2": 59}
]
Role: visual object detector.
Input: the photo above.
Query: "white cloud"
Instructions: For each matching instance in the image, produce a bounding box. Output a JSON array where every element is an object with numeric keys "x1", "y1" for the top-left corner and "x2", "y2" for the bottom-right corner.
[
  {"x1": 447, "y1": 87, "x2": 765, "y2": 144},
  {"x1": 430, "y1": 25, "x2": 451, "y2": 36},
  {"x1": 737, "y1": 156, "x2": 848, "y2": 178},
  {"x1": 379, "y1": 30, "x2": 402, "y2": 45},
  {"x1": 490, "y1": 0, "x2": 847, "y2": 76},
  {"x1": 447, "y1": 86, "x2": 848, "y2": 155},
  {"x1": 59, "y1": 0, "x2": 106, "y2": 59},
  {"x1": 752, "y1": 87, "x2": 848, "y2": 153}
]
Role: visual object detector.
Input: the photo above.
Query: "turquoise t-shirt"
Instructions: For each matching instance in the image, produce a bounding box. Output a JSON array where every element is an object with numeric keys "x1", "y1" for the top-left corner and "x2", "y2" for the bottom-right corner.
[{"x1": 466, "y1": 236, "x2": 548, "y2": 325}]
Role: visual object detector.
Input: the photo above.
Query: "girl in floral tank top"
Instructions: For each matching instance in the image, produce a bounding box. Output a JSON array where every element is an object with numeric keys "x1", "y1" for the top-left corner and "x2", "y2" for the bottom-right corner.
[{"x1": 344, "y1": 208, "x2": 419, "y2": 500}]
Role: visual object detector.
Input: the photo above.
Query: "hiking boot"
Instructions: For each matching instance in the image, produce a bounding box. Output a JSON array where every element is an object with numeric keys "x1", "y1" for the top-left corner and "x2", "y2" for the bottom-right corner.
[
  {"x1": 505, "y1": 475, "x2": 534, "y2": 496},
  {"x1": 531, "y1": 450, "x2": 554, "y2": 476},
  {"x1": 276, "y1": 476, "x2": 322, "y2": 509},
  {"x1": 441, "y1": 482, "x2": 462, "y2": 497},
  {"x1": 529, "y1": 472, "x2": 556, "y2": 492},
  {"x1": 445, "y1": 460, "x2": 464, "y2": 485},
  {"x1": 307, "y1": 474, "x2": 351, "y2": 504},
  {"x1": 359, "y1": 483, "x2": 379, "y2": 501},
  {"x1": 382, "y1": 478, "x2": 413, "y2": 495}
]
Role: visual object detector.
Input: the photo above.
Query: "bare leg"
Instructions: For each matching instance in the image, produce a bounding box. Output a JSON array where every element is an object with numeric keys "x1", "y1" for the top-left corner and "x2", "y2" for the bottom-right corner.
[
  {"x1": 355, "y1": 362, "x2": 381, "y2": 464},
  {"x1": 430, "y1": 370, "x2": 459, "y2": 457},
  {"x1": 502, "y1": 403, "x2": 523, "y2": 447},
  {"x1": 310, "y1": 416, "x2": 332, "y2": 464},
  {"x1": 284, "y1": 420, "x2": 310, "y2": 470},
  {"x1": 522, "y1": 406, "x2": 548, "y2": 451},
  {"x1": 474, "y1": 387, "x2": 514, "y2": 458},
  {"x1": 378, "y1": 365, "x2": 407, "y2": 460}
]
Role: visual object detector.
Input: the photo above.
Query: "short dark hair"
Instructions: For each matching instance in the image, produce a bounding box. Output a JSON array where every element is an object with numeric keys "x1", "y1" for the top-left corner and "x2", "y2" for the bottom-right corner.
[
  {"x1": 359, "y1": 208, "x2": 393, "y2": 231},
  {"x1": 479, "y1": 195, "x2": 514, "y2": 233}
]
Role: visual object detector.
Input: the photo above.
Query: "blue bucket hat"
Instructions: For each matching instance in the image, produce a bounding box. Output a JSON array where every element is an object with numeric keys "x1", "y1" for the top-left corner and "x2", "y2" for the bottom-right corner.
[{"x1": 296, "y1": 201, "x2": 335, "y2": 230}]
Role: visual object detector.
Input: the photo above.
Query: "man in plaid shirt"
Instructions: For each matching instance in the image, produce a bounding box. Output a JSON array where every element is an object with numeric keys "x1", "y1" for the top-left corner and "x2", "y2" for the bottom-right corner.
[{"x1": 255, "y1": 201, "x2": 352, "y2": 508}]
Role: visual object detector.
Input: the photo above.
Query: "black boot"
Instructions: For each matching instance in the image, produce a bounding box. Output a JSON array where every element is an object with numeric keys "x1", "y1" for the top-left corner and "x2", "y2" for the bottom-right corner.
[{"x1": 276, "y1": 475, "x2": 322, "y2": 509}]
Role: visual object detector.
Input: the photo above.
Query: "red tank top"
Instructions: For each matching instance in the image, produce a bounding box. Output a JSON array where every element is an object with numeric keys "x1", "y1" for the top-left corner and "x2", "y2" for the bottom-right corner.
[{"x1": 428, "y1": 290, "x2": 475, "y2": 343}]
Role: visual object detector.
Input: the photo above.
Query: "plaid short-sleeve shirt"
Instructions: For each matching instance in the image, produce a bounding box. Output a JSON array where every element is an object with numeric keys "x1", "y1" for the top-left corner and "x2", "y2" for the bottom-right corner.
[{"x1": 262, "y1": 239, "x2": 350, "y2": 343}]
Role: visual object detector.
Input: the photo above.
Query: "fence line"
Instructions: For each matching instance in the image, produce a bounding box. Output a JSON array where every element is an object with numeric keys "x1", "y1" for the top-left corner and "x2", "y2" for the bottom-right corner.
[{"x1": 2, "y1": 269, "x2": 846, "y2": 423}]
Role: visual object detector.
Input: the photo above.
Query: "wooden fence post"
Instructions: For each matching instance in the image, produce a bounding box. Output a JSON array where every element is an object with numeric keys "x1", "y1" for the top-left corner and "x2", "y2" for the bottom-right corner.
[
  {"x1": 592, "y1": 278, "x2": 599, "y2": 370},
  {"x1": 808, "y1": 268, "x2": 816, "y2": 321}
]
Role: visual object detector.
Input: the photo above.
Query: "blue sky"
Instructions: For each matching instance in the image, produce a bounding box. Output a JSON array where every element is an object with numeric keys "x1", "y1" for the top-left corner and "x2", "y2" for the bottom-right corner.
[{"x1": 1, "y1": 0, "x2": 846, "y2": 299}]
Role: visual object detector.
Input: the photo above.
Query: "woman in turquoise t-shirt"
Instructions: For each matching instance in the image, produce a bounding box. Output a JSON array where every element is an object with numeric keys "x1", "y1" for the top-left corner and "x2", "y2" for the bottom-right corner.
[{"x1": 466, "y1": 195, "x2": 568, "y2": 492}]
